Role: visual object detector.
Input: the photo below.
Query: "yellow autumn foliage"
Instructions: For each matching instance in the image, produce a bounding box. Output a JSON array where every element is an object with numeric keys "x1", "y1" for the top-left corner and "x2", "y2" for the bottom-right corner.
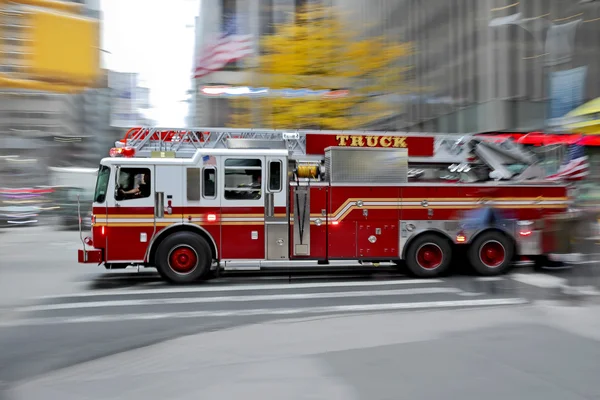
[{"x1": 228, "y1": 3, "x2": 415, "y2": 130}]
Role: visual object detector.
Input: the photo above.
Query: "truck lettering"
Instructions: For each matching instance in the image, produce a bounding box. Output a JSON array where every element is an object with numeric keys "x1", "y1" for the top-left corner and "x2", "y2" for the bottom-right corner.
[
  {"x1": 335, "y1": 135, "x2": 408, "y2": 148},
  {"x1": 366, "y1": 136, "x2": 378, "y2": 147},
  {"x1": 394, "y1": 137, "x2": 407, "y2": 147},
  {"x1": 336, "y1": 135, "x2": 349, "y2": 146},
  {"x1": 350, "y1": 135, "x2": 364, "y2": 147}
]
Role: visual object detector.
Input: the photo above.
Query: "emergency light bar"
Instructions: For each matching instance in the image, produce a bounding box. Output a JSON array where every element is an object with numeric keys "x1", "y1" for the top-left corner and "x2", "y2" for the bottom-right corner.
[{"x1": 109, "y1": 147, "x2": 136, "y2": 158}]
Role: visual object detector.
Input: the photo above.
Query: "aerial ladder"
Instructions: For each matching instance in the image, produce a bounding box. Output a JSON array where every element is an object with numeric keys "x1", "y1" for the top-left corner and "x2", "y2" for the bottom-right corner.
[{"x1": 113, "y1": 127, "x2": 544, "y2": 182}]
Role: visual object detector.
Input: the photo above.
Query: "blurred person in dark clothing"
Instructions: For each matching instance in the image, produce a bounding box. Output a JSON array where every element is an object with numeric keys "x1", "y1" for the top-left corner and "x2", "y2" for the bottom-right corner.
[{"x1": 119, "y1": 172, "x2": 150, "y2": 199}]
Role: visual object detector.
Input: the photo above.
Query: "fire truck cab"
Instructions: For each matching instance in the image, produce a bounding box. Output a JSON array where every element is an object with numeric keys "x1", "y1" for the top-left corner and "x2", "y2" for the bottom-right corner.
[{"x1": 79, "y1": 128, "x2": 569, "y2": 283}]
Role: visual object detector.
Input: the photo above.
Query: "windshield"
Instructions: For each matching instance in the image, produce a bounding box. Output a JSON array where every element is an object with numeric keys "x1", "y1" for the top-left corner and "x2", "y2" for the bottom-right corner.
[{"x1": 94, "y1": 165, "x2": 111, "y2": 203}]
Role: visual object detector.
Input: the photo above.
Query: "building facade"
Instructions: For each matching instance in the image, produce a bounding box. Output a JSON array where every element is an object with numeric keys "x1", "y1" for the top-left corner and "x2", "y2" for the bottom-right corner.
[
  {"x1": 0, "y1": 0, "x2": 110, "y2": 186},
  {"x1": 357, "y1": 0, "x2": 600, "y2": 133},
  {"x1": 191, "y1": 0, "x2": 314, "y2": 127},
  {"x1": 191, "y1": 0, "x2": 600, "y2": 133},
  {"x1": 0, "y1": 91, "x2": 81, "y2": 186}
]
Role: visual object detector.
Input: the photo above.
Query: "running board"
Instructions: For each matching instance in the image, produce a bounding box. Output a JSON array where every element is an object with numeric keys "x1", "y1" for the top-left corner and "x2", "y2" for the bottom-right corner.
[{"x1": 220, "y1": 260, "x2": 398, "y2": 271}]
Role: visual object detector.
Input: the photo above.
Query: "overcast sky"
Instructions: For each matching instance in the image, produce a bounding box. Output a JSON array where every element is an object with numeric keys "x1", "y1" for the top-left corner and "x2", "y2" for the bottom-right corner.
[{"x1": 100, "y1": 0, "x2": 198, "y2": 127}]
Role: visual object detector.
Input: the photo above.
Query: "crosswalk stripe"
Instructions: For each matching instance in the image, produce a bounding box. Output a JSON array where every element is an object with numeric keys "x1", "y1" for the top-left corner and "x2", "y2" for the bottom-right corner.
[
  {"x1": 475, "y1": 277, "x2": 505, "y2": 282},
  {"x1": 1, "y1": 298, "x2": 528, "y2": 327},
  {"x1": 36, "y1": 278, "x2": 445, "y2": 300},
  {"x1": 511, "y1": 273, "x2": 566, "y2": 288},
  {"x1": 19, "y1": 287, "x2": 466, "y2": 312}
]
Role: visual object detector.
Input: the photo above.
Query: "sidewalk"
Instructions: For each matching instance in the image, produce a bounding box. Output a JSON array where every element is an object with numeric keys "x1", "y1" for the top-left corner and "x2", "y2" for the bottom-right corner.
[{"x1": 8, "y1": 302, "x2": 600, "y2": 400}]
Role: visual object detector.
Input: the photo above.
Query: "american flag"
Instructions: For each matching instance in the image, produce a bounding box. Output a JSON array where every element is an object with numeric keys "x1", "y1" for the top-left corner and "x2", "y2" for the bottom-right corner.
[
  {"x1": 202, "y1": 155, "x2": 216, "y2": 166},
  {"x1": 194, "y1": 14, "x2": 253, "y2": 79},
  {"x1": 546, "y1": 139, "x2": 590, "y2": 181}
]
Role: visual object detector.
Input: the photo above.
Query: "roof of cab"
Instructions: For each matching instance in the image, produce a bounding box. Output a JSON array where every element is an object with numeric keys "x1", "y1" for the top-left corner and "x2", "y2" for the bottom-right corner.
[{"x1": 101, "y1": 148, "x2": 290, "y2": 166}]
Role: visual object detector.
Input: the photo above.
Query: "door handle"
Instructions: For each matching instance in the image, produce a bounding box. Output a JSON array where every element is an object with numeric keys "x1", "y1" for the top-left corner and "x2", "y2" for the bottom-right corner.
[
  {"x1": 266, "y1": 193, "x2": 274, "y2": 217},
  {"x1": 155, "y1": 192, "x2": 165, "y2": 218}
]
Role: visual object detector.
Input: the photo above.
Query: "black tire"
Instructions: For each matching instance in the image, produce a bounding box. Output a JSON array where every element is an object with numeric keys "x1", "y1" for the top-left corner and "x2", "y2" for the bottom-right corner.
[
  {"x1": 155, "y1": 232, "x2": 212, "y2": 284},
  {"x1": 405, "y1": 234, "x2": 453, "y2": 278},
  {"x1": 468, "y1": 231, "x2": 514, "y2": 276}
]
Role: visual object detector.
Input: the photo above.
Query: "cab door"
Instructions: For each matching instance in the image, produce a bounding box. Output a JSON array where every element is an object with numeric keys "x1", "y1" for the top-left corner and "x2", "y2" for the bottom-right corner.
[
  {"x1": 264, "y1": 156, "x2": 288, "y2": 260},
  {"x1": 219, "y1": 156, "x2": 266, "y2": 259},
  {"x1": 105, "y1": 164, "x2": 155, "y2": 262}
]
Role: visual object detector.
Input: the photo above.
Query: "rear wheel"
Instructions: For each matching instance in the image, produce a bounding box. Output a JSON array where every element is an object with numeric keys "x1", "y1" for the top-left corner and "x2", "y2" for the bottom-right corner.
[
  {"x1": 155, "y1": 232, "x2": 212, "y2": 284},
  {"x1": 405, "y1": 234, "x2": 453, "y2": 278},
  {"x1": 468, "y1": 231, "x2": 514, "y2": 276}
]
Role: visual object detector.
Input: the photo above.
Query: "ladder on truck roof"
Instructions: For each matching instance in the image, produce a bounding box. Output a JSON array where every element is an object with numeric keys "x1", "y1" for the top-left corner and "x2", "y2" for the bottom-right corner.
[
  {"x1": 113, "y1": 127, "x2": 539, "y2": 180},
  {"x1": 115, "y1": 127, "x2": 312, "y2": 158},
  {"x1": 115, "y1": 126, "x2": 487, "y2": 159}
]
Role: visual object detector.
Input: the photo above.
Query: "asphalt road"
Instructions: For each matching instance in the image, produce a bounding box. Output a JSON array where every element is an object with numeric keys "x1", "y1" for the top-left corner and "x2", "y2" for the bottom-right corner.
[{"x1": 2, "y1": 226, "x2": 600, "y2": 399}]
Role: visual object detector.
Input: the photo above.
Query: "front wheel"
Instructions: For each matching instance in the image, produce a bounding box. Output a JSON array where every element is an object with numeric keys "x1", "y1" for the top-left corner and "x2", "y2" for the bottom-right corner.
[
  {"x1": 468, "y1": 231, "x2": 514, "y2": 276},
  {"x1": 155, "y1": 232, "x2": 212, "y2": 284}
]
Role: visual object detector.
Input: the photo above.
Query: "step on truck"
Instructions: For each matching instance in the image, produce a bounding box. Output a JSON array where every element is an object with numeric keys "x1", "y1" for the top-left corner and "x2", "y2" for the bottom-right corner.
[{"x1": 77, "y1": 127, "x2": 570, "y2": 283}]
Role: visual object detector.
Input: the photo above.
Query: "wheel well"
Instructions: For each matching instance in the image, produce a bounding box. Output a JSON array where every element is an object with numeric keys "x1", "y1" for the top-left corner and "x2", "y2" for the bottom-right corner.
[
  {"x1": 148, "y1": 225, "x2": 218, "y2": 266},
  {"x1": 402, "y1": 230, "x2": 453, "y2": 260},
  {"x1": 470, "y1": 228, "x2": 517, "y2": 260}
]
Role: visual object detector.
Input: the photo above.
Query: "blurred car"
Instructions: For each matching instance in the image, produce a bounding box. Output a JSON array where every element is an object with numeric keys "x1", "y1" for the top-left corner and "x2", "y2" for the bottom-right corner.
[
  {"x1": 51, "y1": 186, "x2": 94, "y2": 230},
  {"x1": 0, "y1": 205, "x2": 39, "y2": 228}
]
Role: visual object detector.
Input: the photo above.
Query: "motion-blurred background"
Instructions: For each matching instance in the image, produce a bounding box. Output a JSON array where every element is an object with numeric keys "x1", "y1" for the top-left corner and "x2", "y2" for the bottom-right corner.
[{"x1": 3, "y1": 0, "x2": 600, "y2": 228}]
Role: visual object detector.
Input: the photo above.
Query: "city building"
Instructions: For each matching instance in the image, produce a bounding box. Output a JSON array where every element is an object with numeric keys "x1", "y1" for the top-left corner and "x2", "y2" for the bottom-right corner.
[
  {"x1": 191, "y1": 0, "x2": 600, "y2": 133},
  {"x1": 191, "y1": 0, "x2": 312, "y2": 127},
  {"x1": 0, "y1": 91, "x2": 80, "y2": 186},
  {"x1": 346, "y1": 0, "x2": 600, "y2": 133},
  {"x1": 0, "y1": 0, "x2": 107, "y2": 185}
]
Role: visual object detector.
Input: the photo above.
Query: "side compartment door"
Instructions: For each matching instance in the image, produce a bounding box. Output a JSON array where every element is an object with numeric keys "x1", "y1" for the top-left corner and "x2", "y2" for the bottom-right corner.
[
  {"x1": 220, "y1": 156, "x2": 265, "y2": 259},
  {"x1": 264, "y1": 156, "x2": 288, "y2": 260},
  {"x1": 105, "y1": 165, "x2": 155, "y2": 262},
  {"x1": 290, "y1": 184, "x2": 328, "y2": 259}
]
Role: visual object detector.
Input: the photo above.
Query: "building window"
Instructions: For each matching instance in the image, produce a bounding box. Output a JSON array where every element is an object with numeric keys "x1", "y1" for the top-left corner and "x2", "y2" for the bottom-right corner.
[
  {"x1": 222, "y1": 0, "x2": 238, "y2": 69},
  {"x1": 260, "y1": 0, "x2": 275, "y2": 36}
]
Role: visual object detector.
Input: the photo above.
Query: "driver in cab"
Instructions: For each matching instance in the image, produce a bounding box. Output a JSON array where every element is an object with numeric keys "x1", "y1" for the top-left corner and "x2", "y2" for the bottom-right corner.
[{"x1": 118, "y1": 172, "x2": 150, "y2": 200}]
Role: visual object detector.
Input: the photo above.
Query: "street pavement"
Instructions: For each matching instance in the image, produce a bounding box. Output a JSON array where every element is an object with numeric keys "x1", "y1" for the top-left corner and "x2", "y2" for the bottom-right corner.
[
  {"x1": 2, "y1": 226, "x2": 600, "y2": 398},
  {"x1": 6, "y1": 301, "x2": 600, "y2": 400}
]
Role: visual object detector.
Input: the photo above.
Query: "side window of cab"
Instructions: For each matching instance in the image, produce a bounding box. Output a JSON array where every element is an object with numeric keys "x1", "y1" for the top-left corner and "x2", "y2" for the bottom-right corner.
[
  {"x1": 223, "y1": 159, "x2": 262, "y2": 200},
  {"x1": 115, "y1": 167, "x2": 152, "y2": 201}
]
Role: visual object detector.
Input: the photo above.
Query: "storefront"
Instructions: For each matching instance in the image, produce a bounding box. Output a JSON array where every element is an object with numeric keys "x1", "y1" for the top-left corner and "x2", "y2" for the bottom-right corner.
[{"x1": 562, "y1": 97, "x2": 600, "y2": 135}]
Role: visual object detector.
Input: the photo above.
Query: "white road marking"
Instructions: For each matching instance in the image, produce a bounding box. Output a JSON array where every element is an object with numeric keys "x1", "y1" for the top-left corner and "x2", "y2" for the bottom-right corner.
[
  {"x1": 570, "y1": 260, "x2": 600, "y2": 265},
  {"x1": 570, "y1": 286, "x2": 600, "y2": 296},
  {"x1": 474, "y1": 277, "x2": 505, "y2": 282},
  {"x1": 36, "y1": 278, "x2": 445, "y2": 299},
  {"x1": 510, "y1": 273, "x2": 567, "y2": 288},
  {"x1": 20, "y1": 287, "x2": 466, "y2": 312},
  {"x1": 1, "y1": 298, "x2": 528, "y2": 327},
  {"x1": 511, "y1": 273, "x2": 600, "y2": 296}
]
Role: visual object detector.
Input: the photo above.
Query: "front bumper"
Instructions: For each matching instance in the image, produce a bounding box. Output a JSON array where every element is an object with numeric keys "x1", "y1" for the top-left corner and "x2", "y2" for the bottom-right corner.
[{"x1": 78, "y1": 248, "x2": 103, "y2": 264}]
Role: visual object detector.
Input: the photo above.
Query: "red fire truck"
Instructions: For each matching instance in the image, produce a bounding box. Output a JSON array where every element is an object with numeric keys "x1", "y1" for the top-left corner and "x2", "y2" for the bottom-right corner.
[{"x1": 78, "y1": 127, "x2": 569, "y2": 283}]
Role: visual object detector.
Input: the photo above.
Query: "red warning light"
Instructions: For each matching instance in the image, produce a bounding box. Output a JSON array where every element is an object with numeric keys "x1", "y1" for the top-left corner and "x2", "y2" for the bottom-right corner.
[{"x1": 109, "y1": 147, "x2": 136, "y2": 158}]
